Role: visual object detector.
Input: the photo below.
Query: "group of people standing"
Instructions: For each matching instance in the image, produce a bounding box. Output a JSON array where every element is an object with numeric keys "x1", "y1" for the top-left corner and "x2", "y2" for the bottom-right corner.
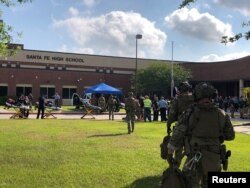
[
  {"x1": 134, "y1": 95, "x2": 170, "y2": 123},
  {"x1": 90, "y1": 94, "x2": 120, "y2": 120},
  {"x1": 17, "y1": 93, "x2": 33, "y2": 118},
  {"x1": 216, "y1": 95, "x2": 249, "y2": 119},
  {"x1": 124, "y1": 92, "x2": 169, "y2": 134},
  {"x1": 13, "y1": 92, "x2": 61, "y2": 119},
  {"x1": 36, "y1": 92, "x2": 61, "y2": 119}
]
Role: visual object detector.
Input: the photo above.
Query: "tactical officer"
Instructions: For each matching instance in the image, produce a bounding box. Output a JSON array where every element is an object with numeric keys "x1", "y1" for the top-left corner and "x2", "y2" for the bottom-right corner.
[
  {"x1": 107, "y1": 95, "x2": 116, "y2": 120},
  {"x1": 98, "y1": 94, "x2": 106, "y2": 112},
  {"x1": 167, "y1": 82, "x2": 235, "y2": 188},
  {"x1": 167, "y1": 81, "x2": 194, "y2": 166},
  {"x1": 167, "y1": 81, "x2": 193, "y2": 134},
  {"x1": 125, "y1": 92, "x2": 137, "y2": 134}
]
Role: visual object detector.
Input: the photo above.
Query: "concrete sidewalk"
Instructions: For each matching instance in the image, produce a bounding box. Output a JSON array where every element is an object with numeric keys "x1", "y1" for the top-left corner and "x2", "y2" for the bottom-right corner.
[
  {"x1": 1, "y1": 113, "x2": 127, "y2": 120},
  {"x1": 0, "y1": 107, "x2": 126, "y2": 120},
  {"x1": 1, "y1": 107, "x2": 250, "y2": 135},
  {"x1": 233, "y1": 125, "x2": 250, "y2": 135}
]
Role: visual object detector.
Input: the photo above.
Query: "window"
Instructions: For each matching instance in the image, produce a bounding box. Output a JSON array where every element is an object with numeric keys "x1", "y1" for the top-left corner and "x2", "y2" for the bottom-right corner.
[
  {"x1": 40, "y1": 86, "x2": 55, "y2": 99},
  {"x1": 16, "y1": 85, "x2": 32, "y2": 97},
  {"x1": 0, "y1": 85, "x2": 8, "y2": 97},
  {"x1": 62, "y1": 87, "x2": 77, "y2": 99}
]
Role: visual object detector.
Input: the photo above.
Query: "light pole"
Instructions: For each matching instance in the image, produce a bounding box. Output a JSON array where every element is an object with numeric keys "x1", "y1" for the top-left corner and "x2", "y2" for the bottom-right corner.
[
  {"x1": 171, "y1": 41, "x2": 174, "y2": 98},
  {"x1": 135, "y1": 34, "x2": 142, "y2": 95}
]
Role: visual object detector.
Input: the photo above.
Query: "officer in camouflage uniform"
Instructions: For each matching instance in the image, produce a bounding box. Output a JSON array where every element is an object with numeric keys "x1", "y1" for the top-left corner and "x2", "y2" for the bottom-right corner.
[
  {"x1": 107, "y1": 95, "x2": 117, "y2": 120},
  {"x1": 167, "y1": 82, "x2": 235, "y2": 188},
  {"x1": 125, "y1": 92, "x2": 137, "y2": 134},
  {"x1": 90, "y1": 94, "x2": 98, "y2": 106},
  {"x1": 167, "y1": 81, "x2": 194, "y2": 134},
  {"x1": 167, "y1": 81, "x2": 194, "y2": 165},
  {"x1": 98, "y1": 94, "x2": 106, "y2": 112}
]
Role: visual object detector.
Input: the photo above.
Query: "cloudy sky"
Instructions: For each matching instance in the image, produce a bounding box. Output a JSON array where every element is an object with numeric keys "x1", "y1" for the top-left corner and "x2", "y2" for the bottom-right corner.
[{"x1": 2, "y1": 0, "x2": 250, "y2": 62}]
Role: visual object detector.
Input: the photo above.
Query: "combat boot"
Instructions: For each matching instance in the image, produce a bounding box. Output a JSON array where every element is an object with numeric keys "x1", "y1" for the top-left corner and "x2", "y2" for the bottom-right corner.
[
  {"x1": 128, "y1": 124, "x2": 131, "y2": 134},
  {"x1": 132, "y1": 123, "x2": 135, "y2": 133}
]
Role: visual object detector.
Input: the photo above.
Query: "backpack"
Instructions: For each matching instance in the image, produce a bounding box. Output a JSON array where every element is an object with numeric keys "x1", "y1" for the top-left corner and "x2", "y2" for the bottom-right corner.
[
  {"x1": 160, "y1": 135, "x2": 171, "y2": 160},
  {"x1": 160, "y1": 165, "x2": 186, "y2": 188}
]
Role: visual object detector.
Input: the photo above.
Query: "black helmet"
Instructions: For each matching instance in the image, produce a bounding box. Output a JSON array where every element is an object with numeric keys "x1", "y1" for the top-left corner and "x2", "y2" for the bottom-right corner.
[
  {"x1": 178, "y1": 81, "x2": 192, "y2": 93},
  {"x1": 193, "y1": 82, "x2": 217, "y2": 101}
]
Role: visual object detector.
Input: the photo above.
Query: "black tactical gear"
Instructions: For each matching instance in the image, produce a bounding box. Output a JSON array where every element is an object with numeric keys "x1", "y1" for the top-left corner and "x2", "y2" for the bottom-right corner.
[
  {"x1": 160, "y1": 135, "x2": 172, "y2": 160},
  {"x1": 167, "y1": 127, "x2": 172, "y2": 135},
  {"x1": 167, "y1": 82, "x2": 235, "y2": 188},
  {"x1": 161, "y1": 165, "x2": 185, "y2": 188},
  {"x1": 125, "y1": 94, "x2": 137, "y2": 134},
  {"x1": 178, "y1": 81, "x2": 192, "y2": 93},
  {"x1": 193, "y1": 82, "x2": 217, "y2": 101}
]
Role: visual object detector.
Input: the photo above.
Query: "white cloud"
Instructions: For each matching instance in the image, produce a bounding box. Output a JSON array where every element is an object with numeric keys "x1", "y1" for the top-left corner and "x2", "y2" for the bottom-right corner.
[
  {"x1": 164, "y1": 7, "x2": 233, "y2": 41},
  {"x1": 200, "y1": 51, "x2": 250, "y2": 62},
  {"x1": 52, "y1": 10, "x2": 167, "y2": 58},
  {"x1": 202, "y1": 3, "x2": 211, "y2": 10},
  {"x1": 215, "y1": 0, "x2": 250, "y2": 17},
  {"x1": 58, "y1": 44, "x2": 94, "y2": 54},
  {"x1": 58, "y1": 44, "x2": 68, "y2": 52},
  {"x1": 68, "y1": 7, "x2": 79, "y2": 17},
  {"x1": 73, "y1": 47, "x2": 94, "y2": 54},
  {"x1": 83, "y1": 0, "x2": 97, "y2": 8}
]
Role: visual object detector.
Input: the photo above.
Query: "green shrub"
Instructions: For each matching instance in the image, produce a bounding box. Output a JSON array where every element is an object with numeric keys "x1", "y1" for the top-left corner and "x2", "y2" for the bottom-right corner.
[{"x1": 0, "y1": 96, "x2": 7, "y2": 105}]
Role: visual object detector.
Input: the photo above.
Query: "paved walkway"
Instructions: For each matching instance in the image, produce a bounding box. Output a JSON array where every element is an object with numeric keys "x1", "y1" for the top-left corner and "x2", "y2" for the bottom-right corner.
[
  {"x1": 1, "y1": 107, "x2": 250, "y2": 135},
  {"x1": 0, "y1": 107, "x2": 126, "y2": 120},
  {"x1": 3, "y1": 113, "x2": 127, "y2": 120}
]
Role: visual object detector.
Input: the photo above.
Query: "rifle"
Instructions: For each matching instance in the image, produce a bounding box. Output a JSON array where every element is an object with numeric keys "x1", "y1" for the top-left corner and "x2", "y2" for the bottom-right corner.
[{"x1": 220, "y1": 144, "x2": 231, "y2": 171}]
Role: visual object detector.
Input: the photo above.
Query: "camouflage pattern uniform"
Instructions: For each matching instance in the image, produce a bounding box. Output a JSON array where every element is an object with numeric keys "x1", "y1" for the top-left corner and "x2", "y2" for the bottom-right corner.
[
  {"x1": 125, "y1": 92, "x2": 137, "y2": 134},
  {"x1": 98, "y1": 94, "x2": 106, "y2": 111},
  {"x1": 167, "y1": 81, "x2": 194, "y2": 165},
  {"x1": 239, "y1": 96, "x2": 247, "y2": 119},
  {"x1": 91, "y1": 94, "x2": 98, "y2": 106},
  {"x1": 107, "y1": 95, "x2": 117, "y2": 120},
  {"x1": 167, "y1": 82, "x2": 235, "y2": 188},
  {"x1": 135, "y1": 98, "x2": 141, "y2": 121},
  {"x1": 167, "y1": 81, "x2": 194, "y2": 133},
  {"x1": 167, "y1": 94, "x2": 194, "y2": 128}
]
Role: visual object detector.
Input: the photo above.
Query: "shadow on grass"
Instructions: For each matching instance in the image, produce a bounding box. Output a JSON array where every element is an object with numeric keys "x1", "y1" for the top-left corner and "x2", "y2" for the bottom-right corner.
[
  {"x1": 87, "y1": 133, "x2": 128, "y2": 138},
  {"x1": 124, "y1": 175, "x2": 162, "y2": 188}
]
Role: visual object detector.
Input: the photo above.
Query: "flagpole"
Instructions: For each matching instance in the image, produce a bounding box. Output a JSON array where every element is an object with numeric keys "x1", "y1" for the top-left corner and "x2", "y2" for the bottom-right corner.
[{"x1": 171, "y1": 41, "x2": 174, "y2": 98}]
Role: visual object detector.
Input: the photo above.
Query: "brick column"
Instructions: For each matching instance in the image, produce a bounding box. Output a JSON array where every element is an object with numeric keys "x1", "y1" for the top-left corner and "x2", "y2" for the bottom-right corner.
[{"x1": 239, "y1": 79, "x2": 244, "y2": 97}]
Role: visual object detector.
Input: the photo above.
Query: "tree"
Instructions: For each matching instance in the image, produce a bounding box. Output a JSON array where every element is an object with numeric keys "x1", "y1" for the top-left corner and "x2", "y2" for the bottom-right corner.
[
  {"x1": 179, "y1": 0, "x2": 250, "y2": 44},
  {"x1": 179, "y1": 0, "x2": 196, "y2": 9},
  {"x1": 136, "y1": 62, "x2": 192, "y2": 96},
  {"x1": 0, "y1": 0, "x2": 32, "y2": 57}
]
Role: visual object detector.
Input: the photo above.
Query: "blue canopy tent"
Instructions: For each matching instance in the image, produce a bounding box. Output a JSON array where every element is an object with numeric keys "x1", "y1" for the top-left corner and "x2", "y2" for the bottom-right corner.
[{"x1": 84, "y1": 83, "x2": 122, "y2": 95}]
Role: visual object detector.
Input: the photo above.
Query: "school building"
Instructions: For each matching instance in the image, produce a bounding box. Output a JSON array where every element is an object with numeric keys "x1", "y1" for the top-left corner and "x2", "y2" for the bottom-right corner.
[{"x1": 0, "y1": 44, "x2": 249, "y2": 105}]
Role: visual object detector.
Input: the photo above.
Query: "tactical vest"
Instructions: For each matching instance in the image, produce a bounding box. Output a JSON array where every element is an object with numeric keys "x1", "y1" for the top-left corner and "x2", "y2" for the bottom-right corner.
[
  {"x1": 107, "y1": 98, "x2": 116, "y2": 107},
  {"x1": 125, "y1": 98, "x2": 136, "y2": 113},
  {"x1": 187, "y1": 104, "x2": 225, "y2": 147},
  {"x1": 177, "y1": 94, "x2": 194, "y2": 118}
]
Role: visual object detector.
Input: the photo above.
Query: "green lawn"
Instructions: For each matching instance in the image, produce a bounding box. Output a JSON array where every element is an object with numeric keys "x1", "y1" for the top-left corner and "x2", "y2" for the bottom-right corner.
[{"x1": 0, "y1": 119, "x2": 249, "y2": 188}]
